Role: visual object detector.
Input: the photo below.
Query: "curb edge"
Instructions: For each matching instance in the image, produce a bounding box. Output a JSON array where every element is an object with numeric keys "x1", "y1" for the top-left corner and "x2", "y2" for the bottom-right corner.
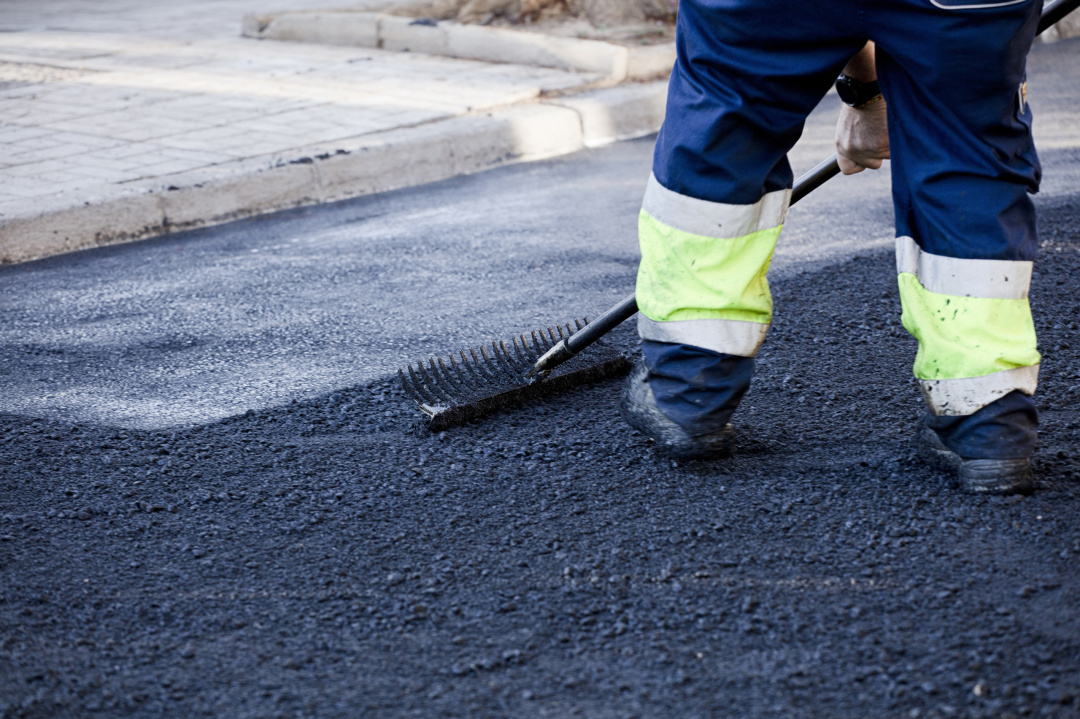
[{"x1": 0, "y1": 82, "x2": 668, "y2": 265}]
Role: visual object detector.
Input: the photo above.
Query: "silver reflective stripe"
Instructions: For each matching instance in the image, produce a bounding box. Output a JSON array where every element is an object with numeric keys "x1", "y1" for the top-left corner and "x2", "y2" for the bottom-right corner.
[
  {"x1": 930, "y1": 0, "x2": 1027, "y2": 8},
  {"x1": 919, "y1": 364, "x2": 1039, "y2": 416},
  {"x1": 638, "y1": 314, "x2": 768, "y2": 358},
  {"x1": 642, "y1": 173, "x2": 791, "y2": 239},
  {"x1": 895, "y1": 236, "x2": 1031, "y2": 299}
]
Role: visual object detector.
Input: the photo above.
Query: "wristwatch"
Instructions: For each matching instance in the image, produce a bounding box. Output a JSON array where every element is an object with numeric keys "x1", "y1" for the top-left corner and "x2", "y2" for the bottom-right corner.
[{"x1": 835, "y1": 75, "x2": 882, "y2": 108}]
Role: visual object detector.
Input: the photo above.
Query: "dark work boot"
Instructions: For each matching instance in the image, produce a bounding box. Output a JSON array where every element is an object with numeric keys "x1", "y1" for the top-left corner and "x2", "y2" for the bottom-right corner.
[
  {"x1": 916, "y1": 391, "x2": 1038, "y2": 495},
  {"x1": 917, "y1": 425, "x2": 1034, "y2": 495},
  {"x1": 620, "y1": 362, "x2": 734, "y2": 459}
]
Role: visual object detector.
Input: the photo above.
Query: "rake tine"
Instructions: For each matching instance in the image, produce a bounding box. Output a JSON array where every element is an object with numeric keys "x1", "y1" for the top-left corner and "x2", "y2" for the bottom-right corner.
[
  {"x1": 491, "y1": 340, "x2": 519, "y2": 377},
  {"x1": 451, "y1": 354, "x2": 482, "y2": 397},
  {"x1": 450, "y1": 351, "x2": 484, "y2": 393},
  {"x1": 435, "y1": 357, "x2": 468, "y2": 398},
  {"x1": 421, "y1": 359, "x2": 456, "y2": 404},
  {"x1": 459, "y1": 349, "x2": 487, "y2": 387},
  {"x1": 442, "y1": 355, "x2": 470, "y2": 396},
  {"x1": 532, "y1": 331, "x2": 546, "y2": 352},
  {"x1": 450, "y1": 352, "x2": 473, "y2": 383},
  {"x1": 517, "y1": 333, "x2": 536, "y2": 362},
  {"x1": 472, "y1": 346, "x2": 499, "y2": 383},
  {"x1": 399, "y1": 368, "x2": 426, "y2": 405},
  {"x1": 423, "y1": 358, "x2": 449, "y2": 401},
  {"x1": 575, "y1": 318, "x2": 583, "y2": 331},
  {"x1": 472, "y1": 348, "x2": 501, "y2": 387},
  {"x1": 525, "y1": 332, "x2": 544, "y2": 361},
  {"x1": 433, "y1": 357, "x2": 467, "y2": 402},
  {"x1": 565, "y1": 322, "x2": 574, "y2": 337},
  {"x1": 477, "y1": 343, "x2": 501, "y2": 380},
  {"x1": 479, "y1": 344, "x2": 510, "y2": 382},
  {"x1": 491, "y1": 340, "x2": 514, "y2": 375},
  {"x1": 501, "y1": 339, "x2": 528, "y2": 373},
  {"x1": 408, "y1": 363, "x2": 441, "y2": 405},
  {"x1": 412, "y1": 361, "x2": 445, "y2": 404},
  {"x1": 483, "y1": 341, "x2": 504, "y2": 376},
  {"x1": 548, "y1": 327, "x2": 558, "y2": 343},
  {"x1": 520, "y1": 335, "x2": 539, "y2": 365},
  {"x1": 415, "y1": 359, "x2": 446, "y2": 403},
  {"x1": 512, "y1": 335, "x2": 531, "y2": 365}
]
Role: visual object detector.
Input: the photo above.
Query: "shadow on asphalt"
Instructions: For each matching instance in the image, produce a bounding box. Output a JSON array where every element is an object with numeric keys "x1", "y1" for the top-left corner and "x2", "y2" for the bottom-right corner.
[{"x1": 2, "y1": 196, "x2": 1079, "y2": 718}]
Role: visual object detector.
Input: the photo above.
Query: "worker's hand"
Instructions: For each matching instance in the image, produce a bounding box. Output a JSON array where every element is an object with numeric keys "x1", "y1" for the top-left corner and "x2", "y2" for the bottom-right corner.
[{"x1": 835, "y1": 97, "x2": 890, "y2": 175}]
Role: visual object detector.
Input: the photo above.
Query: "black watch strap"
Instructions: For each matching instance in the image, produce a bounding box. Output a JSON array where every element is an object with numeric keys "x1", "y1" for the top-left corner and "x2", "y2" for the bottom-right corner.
[{"x1": 836, "y1": 75, "x2": 881, "y2": 108}]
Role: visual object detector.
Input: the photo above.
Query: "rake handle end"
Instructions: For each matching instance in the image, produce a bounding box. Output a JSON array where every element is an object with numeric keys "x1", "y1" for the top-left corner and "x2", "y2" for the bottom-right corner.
[{"x1": 526, "y1": 338, "x2": 576, "y2": 378}]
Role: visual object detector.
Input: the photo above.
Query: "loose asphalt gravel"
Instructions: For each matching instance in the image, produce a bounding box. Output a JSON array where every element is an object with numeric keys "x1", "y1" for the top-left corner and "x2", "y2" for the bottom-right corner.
[
  {"x1": 3, "y1": 36, "x2": 1080, "y2": 719},
  {"x1": 2, "y1": 190, "x2": 1079, "y2": 718}
]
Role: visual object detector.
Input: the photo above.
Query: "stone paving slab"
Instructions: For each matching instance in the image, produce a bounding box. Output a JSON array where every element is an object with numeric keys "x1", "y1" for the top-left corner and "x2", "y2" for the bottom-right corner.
[
  {"x1": 0, "y1": 0, "x2": 398, "y2": 40},
  {"x1": 0, "y1": 23, "x2": 640, "y2": 264}
]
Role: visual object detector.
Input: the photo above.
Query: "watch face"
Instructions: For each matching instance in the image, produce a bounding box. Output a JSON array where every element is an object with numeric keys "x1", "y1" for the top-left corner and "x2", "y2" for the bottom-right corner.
[
  {"x1": 836, "y1": 77, "x2": 859, "y2": 106},
  {"x1": 836, "y1": 76, "x2": 879, "y2": 107}
]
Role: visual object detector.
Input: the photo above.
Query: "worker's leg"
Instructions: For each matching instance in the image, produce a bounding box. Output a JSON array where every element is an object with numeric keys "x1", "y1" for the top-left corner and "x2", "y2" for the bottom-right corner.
[
  {"x1": 635, "y1": 0, "x2": 866, "y2": 438},
  {"x1": 870, "y1": 0, "x2": 1042, "y2": 462}
]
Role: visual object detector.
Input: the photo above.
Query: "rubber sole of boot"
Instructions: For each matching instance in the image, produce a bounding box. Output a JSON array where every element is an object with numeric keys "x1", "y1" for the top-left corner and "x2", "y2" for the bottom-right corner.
[
  {"x1": 917, "y1": 427, "x2": 1034, "y2": 495},
  {"x1": 620, "y1": 363, "x2": 734, "y2": 460}
]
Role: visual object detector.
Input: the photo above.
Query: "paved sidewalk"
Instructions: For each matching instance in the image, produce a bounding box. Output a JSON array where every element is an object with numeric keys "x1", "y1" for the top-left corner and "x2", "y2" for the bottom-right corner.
[
  {"x1": 2, "y1": 2, "x2": 1076, "y2": 265},
  {"x1": 0, "y1": 1, "x2": 666, "y2": 264}
]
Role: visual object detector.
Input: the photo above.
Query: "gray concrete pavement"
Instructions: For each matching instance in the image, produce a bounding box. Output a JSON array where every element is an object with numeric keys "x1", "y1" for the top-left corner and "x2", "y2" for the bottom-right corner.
[
  {"x1": 0, "y1": 0, "x2": 409, "y2": 40},
  {"x1": 1, "y1": 38, "x2": 1077, "y2": 430},
  {"x1": 0, "y1": 0, "x2": 668, "y2": 264}
]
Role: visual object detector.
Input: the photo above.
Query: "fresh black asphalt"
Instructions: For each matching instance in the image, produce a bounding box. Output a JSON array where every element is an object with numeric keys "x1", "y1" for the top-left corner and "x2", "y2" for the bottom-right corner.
[{"x1": 2, "y1": 37, "x2": 1079, "y2": 719}]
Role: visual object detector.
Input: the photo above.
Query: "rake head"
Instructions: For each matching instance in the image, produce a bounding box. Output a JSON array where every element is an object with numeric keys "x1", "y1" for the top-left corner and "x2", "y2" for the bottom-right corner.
[{"x1": 398, "y1": 318, "x2": 630, "y2": 431}]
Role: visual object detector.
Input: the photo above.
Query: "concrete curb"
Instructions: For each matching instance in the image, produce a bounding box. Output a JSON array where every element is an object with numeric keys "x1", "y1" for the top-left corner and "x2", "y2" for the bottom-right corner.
[
  {"x1": 242, "y1": 10, "x2": 676, "y2": 81},
  {"x1": 547, "y1": 82, "x2": 668, "y2": 148},
  {"x1": 0, "y1": 81, "x2": 667, "y2": 265}
]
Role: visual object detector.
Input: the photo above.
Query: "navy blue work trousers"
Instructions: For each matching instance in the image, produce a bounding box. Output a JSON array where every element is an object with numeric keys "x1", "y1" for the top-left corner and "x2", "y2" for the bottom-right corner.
[{"x1": 643, "y1": 0, "x2": 1043, "y2": 458}]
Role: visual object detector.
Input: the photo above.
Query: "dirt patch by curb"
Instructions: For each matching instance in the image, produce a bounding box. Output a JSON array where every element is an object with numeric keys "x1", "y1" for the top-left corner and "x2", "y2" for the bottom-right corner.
[{"x1": 387, "y1": 0, "x2": 677, "y2": 46}]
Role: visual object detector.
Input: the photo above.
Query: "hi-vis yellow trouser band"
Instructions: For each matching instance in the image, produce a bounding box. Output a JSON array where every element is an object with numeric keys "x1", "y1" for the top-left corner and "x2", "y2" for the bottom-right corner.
[
  {"x1": 636, "y1": 174, "x2": 791, "y2": 358},
  {"x1": 896, "y1": 236, "x2": 1040, "y2": 416}
]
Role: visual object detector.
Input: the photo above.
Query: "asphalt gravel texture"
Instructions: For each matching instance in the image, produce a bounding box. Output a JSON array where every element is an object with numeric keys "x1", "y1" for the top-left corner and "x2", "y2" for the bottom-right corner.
[
  {"x1": 3, "y1": 189, "x2": 1080, "y2": 717},
  {"x1": 4, "y1": 36, "x2": 1080, "y2": 719}
]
